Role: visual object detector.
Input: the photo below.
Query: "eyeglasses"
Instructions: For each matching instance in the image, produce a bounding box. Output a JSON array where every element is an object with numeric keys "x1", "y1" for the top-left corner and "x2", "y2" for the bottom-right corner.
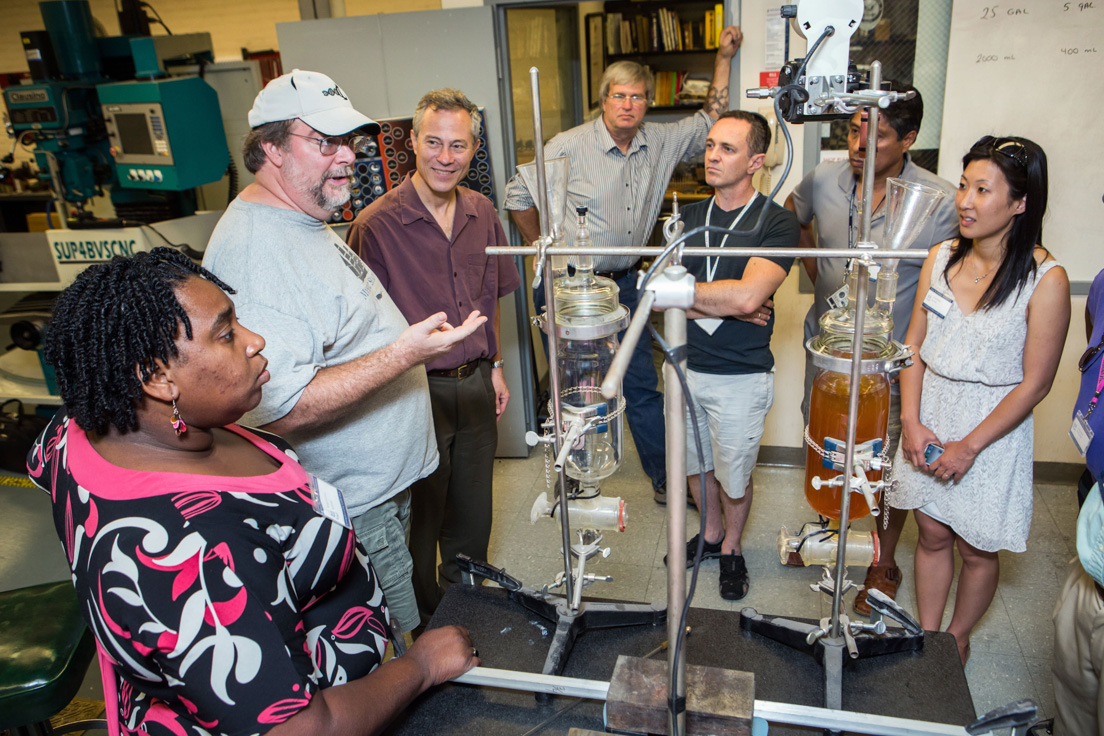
[
  {"x1": 607, "y1": 93, "x2": 649, "y2": 106},
  {"x1": 1080, "y1": 335, "x2": 1104, "y2": 372},
  {"x1": 973, "y1": 136, "x2": 1029, "y2": 169},
  {"x1": 289, "y1": 132, "x2": 372, "y2": 156}
]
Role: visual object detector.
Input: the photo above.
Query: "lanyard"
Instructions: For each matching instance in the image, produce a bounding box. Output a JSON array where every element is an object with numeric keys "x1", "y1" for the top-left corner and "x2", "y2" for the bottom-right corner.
[
  {"x1": 848, "y1": 177, "x2": 892, "y2": 249},
  {"x1": 1087, "y1": 356, "x2": 1104, "y2": 419},
  {"x1": 704, "y1": 192, "x2": 758, "y2": 283}
]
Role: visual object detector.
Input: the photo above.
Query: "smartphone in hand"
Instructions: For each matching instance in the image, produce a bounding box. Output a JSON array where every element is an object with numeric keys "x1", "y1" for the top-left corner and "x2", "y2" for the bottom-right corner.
[{"x1": 924, "y1": 443, "x2": 945, "y2": 466}]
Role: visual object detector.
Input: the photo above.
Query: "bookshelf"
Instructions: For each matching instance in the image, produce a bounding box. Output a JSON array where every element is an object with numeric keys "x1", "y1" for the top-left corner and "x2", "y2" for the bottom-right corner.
[{"x1": 602, "y1": 1, "x2": 725, "y2": 109}]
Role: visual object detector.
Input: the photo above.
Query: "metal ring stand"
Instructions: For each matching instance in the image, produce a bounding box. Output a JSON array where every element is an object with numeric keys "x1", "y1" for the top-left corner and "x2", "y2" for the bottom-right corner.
[{"x1": 459, "y1": 61, "x2": 1041, "y2": 736}]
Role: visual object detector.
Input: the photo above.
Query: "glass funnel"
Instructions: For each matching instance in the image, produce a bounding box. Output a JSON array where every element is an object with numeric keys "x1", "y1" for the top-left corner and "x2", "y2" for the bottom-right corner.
[{"x1": 877, "y1": 177, "x2": 947, "y2": 275}]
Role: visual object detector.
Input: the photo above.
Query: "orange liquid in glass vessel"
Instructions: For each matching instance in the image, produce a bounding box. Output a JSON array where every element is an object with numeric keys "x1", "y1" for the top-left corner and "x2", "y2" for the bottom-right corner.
[{"x1": 804, "y1": 362, "x2": 890, "y2": 522}]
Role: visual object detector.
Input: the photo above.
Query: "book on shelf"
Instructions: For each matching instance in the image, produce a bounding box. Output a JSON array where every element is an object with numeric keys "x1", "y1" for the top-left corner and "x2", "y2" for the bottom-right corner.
[
  {"x1": 652, "y1": 70, "x2": 697, "y2": 106},
  {"x1": 607, "y1": 12, "x2": 621, "y2": 55},
  {"x1": 606, "y1": 5, "x2": 720, "y2": 56}
]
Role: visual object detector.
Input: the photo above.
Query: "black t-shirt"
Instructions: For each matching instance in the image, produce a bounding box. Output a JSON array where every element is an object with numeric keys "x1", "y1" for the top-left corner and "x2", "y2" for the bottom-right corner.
[{"x1": 680, "y1": 194, "x2": 799, "y2": 374}]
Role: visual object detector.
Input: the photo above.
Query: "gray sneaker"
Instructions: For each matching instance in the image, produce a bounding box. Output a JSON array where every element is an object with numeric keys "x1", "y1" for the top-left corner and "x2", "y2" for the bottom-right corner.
[{"x1": 653, "y1": 486, "x2": 697, "y2": 507}]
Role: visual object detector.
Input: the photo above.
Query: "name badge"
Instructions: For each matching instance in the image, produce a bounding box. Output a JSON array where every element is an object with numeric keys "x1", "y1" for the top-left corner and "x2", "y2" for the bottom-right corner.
[
  {"x1": 826, "y1": 284, "x2": 849, "y2": 310},
  {"x1": 922, "y1": 287, "x2": 953, "y2": 319},
  {"x1": 309, "y1": 474, "x2": 352, "y2": 528},
  {"x1": 1071, "y1": 411, "x2": 1094, "y2": 457},
  {"x1": 695, "y1": 317, "x2": 722, "y2": 336}
]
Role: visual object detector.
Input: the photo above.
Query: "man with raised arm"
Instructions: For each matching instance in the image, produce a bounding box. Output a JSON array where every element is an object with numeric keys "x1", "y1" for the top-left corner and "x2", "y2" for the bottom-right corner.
[{"x1": 504, "y1": 27, "x2": 744, "y2": 506}]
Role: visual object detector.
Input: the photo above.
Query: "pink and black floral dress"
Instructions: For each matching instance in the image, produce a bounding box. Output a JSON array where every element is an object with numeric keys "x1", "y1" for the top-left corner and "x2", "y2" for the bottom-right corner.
[{"x1": 28, "y1": 411, "x2": 390, "y2": 736}]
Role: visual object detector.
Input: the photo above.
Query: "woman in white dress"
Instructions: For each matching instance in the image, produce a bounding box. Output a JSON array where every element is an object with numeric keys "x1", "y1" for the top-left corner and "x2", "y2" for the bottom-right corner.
[{"x1": 889, "y1": 136, "x2": 1070, "y2": 664}]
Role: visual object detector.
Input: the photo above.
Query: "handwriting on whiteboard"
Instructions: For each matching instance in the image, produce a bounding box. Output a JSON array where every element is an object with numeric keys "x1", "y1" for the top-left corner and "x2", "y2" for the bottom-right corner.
[
  {"x1": 980, "y1": 5, "x2": 1030, "y2": 18},
  {"x1": 980, "y1": 1, "x2": 1096, "y2": 19}
]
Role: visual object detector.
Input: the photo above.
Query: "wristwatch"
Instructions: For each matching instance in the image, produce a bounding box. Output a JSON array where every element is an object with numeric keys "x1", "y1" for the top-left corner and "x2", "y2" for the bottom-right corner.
[{"x1": 492, "y1": 359, "x2": 505, "y2": 369}]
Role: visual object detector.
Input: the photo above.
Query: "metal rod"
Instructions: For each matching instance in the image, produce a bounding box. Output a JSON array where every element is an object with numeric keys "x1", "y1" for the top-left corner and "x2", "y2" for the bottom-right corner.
[
  {"x1": 487, "y1": 246, "x2": 929, "y2": 259},
  {"x1": 858, "y1": 61, "x2": 882, "y2": 244},
  {"x1": 829, "y1": 63, "x2": 882, "y2": 642},
  {"x1": 830, "y1": 259, "x2": 870, "y2": 639},
  {"x1": 454, "y1": 667, "x2": 610, "y2": 700},
  {"x1": 664, "y1": 306, "x2": 688, "y2": 736},
  {"x1": 530, "y1": 67, "x2": 551, "y2": 242},
  {"x1": 450, "y1": 670, "x2": 989, "y2": 736},
  {"x1": 600, "y1": 290, "x2": 656, "y2": 400},
  {"x1": 754, "y1": 700, "x2": 985, "y2": 736},
  {"x1": 530, "y1": 66, "x2": 575, "y2": 606}
]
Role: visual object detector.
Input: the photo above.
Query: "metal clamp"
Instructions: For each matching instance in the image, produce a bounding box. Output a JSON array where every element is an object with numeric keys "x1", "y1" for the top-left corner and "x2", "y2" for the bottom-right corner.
[
  {"x1": 538, "y1": 305, "x2": 630, "y2": 340},
  {"x1": 807, "y1": 338, "x2": 914, "y2": 375},
  {"x1": 647, "y1": 265, "x2": 696, "y2": 310},
  {"x1": 532, "y1": 234, "x2": 552, "y2": 289}
]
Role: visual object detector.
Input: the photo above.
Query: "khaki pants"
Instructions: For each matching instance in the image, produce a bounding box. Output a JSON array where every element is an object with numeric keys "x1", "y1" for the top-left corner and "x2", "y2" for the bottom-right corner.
[{"x1": 1053, "y1": 559, "x2": 1104, "y2": 736}]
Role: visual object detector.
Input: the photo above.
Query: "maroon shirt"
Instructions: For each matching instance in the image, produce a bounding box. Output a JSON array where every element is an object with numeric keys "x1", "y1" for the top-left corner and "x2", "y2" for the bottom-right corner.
[{"x1": 347, "y1": 176, "x2": 521, "y2": 372}]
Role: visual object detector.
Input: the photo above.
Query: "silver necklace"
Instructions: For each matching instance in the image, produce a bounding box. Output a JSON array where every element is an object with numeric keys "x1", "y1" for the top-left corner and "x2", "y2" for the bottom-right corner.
[{"x1": 971, "y1": 255, "x2": 997, "y2": 284}]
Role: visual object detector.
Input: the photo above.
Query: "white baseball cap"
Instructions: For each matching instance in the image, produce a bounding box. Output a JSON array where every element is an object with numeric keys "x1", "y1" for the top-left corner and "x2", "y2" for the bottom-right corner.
[{"x1": 248, "y1": 69, "x2": 381, "y2": 136}]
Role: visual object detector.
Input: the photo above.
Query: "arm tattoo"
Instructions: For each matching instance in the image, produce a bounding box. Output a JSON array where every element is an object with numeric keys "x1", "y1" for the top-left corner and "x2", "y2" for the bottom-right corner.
[{"x1": 705, "y1": 85, "x2": 730, "y2": 116}]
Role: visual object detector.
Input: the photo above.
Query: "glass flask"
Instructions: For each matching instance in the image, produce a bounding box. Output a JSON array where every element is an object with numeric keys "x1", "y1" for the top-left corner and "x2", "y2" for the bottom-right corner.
[
  {"x1": 804, "y1": 272, "x2": 895, "y2": 521},
  {"x1": 551, "y1": 261, "x2": 626, "y2": 491}
]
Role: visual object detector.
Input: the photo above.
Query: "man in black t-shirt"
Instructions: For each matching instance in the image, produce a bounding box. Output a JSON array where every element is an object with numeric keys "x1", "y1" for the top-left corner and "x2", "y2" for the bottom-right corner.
[{"x1": 670, "y1": 111, "x2": 798, "y2": 600}]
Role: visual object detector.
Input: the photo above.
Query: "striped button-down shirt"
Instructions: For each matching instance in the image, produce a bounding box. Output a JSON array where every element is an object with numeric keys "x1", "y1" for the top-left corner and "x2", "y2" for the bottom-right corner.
[{"x1": 504, "y1": 111, "x2": 712, "y2": 271}]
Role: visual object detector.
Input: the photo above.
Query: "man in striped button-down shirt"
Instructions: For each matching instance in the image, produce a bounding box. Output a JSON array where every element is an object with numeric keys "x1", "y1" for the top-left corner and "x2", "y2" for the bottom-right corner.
[{"x1": 505, "y1": 26, "x2": 745, "y2": 505}]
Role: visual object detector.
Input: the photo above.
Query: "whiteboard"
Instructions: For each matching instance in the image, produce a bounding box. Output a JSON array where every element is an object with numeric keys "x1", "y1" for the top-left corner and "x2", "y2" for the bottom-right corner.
[{"x1": 938, "y1": 0, "x2": 1104, "y2": 280}]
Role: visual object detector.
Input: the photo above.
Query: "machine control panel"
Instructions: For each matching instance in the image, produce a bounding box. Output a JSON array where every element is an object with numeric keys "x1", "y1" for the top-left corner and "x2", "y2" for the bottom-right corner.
[
  {"x1": 102, "y1": 102, "x2": 175, "y2": 166},
  {"x1": 125, "y1": 168, "x2": 164, "y2": 183}
]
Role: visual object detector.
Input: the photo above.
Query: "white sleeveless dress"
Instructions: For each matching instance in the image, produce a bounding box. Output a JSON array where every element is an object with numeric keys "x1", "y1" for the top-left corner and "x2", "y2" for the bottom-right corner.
[{"x1": 888, "y1": 240, "x2": 1061, "y2": 553}]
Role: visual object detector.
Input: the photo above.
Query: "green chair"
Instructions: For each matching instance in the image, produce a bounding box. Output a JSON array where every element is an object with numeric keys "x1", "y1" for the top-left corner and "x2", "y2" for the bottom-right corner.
[{"x1": 0, "y1": 580, "x2": 104, "y2": 735}]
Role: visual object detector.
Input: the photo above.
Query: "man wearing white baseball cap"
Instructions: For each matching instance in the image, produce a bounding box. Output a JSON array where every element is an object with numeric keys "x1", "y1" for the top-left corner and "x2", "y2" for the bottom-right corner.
[{"x1": 204, "y1": 69, "x2": 485, "y2": 634}]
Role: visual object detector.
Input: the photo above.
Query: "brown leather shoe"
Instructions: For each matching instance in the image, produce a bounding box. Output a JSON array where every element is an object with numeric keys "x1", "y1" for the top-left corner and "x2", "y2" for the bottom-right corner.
[{"x1": 853, "y1": 564, "x2": 902, "y2": 616}]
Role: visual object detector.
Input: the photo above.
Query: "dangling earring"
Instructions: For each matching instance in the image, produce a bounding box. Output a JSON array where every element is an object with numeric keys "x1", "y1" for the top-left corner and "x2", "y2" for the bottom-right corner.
[{"x1": 170, "y1": 398, "x2": 187, "y2": 436}]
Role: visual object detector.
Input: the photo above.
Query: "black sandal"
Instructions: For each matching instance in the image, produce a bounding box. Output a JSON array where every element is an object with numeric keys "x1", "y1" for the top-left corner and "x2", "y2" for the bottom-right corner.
[{"x1": 719, "y1": 554, "x2": 749, "y2": 601}]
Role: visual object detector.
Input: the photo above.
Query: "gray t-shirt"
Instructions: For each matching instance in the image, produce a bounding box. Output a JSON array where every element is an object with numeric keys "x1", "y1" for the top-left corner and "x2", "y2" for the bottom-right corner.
[
  {"x1": 790, "y1": 157, "x2": 959, "y2": 346},
  {"x1": 203, "y1": 198, "x2": 437, "y2": 516}
]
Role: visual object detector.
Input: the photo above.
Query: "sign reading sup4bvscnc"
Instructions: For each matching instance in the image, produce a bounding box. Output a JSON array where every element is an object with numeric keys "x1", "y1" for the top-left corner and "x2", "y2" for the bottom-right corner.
[{"x1": 46, "y1": 228, "x2": 154, "y2": 285}]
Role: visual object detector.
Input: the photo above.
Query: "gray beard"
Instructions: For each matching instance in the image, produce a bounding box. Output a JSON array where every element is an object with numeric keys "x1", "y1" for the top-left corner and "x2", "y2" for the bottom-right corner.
[{"x1": 313, "y1": 168, "x2": 352, "y2": 211}]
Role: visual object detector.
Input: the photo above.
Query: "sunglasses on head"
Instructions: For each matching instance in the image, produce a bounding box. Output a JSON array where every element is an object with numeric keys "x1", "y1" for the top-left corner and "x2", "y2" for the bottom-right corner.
[
  {"x1": 972, "y1": 136, "x2": 1029, "y2": 169},
  {"x1": 1079, "y1": 334, "x2": 1104, "y2": 373}
]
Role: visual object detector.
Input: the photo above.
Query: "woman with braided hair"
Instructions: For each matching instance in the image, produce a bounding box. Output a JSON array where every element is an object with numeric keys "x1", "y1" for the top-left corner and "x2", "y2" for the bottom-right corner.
[{"x1": 28, "y1": 247, "x2": 477, "y2": 736}]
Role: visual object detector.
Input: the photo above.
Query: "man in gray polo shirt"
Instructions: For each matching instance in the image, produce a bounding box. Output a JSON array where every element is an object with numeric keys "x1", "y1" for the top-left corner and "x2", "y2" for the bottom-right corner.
[
  {"x1": 785, "y1": 87, "x2": 958, "y2": 615},
  {"x1": 203, "y1": 70, "x2": 484, "y2": 633}
]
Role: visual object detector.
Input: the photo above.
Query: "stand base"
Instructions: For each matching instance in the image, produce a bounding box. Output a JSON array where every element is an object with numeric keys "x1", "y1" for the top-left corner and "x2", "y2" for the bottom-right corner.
[
  {"x1": 457, "y1": 554, "x2": 665, "y2": 688},
  {"x1": 739, "y1": 607, "x2": 924, "y2": 666}
]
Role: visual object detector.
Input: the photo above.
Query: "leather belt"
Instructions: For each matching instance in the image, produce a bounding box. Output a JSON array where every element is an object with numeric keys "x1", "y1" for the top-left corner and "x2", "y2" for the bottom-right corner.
[
  {"x1": 427, "y1": 359, "x2": 483, "y2": 379},
  {"x1": 595, "y1": 260, "x2": 641, "y2": 282}
]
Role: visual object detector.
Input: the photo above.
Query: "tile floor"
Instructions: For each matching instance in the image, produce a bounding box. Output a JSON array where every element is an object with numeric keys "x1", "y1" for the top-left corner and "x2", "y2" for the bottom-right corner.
[{"x1": 1, "y1": 433, "x2": 1074, "y2": 731}]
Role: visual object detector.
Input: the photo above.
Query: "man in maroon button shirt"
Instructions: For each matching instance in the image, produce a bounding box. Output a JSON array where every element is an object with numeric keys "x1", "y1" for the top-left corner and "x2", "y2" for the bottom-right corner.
[{"x1": 347, "y1": 89, "x2": 521, "y2": 627}]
